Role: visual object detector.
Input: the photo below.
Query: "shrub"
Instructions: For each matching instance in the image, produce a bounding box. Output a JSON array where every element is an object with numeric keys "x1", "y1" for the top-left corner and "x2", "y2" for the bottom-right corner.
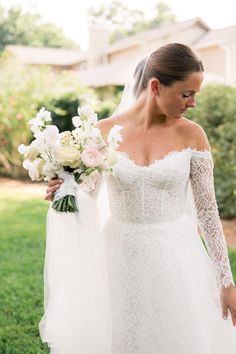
[
  {"x1": 186, "y1": 84, "x2": 236, "y2": 218},
  {"x1": 0, "y1": 53, "x2": 95, "y2": 177}
]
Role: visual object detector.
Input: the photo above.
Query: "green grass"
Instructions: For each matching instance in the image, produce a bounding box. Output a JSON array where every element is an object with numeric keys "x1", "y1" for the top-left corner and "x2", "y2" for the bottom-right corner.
[
  {"x1": 0, "y1": 188, "x2": 49, "y2": 354},
  {"x1": 0, "y1": 187, "x2": 236, "y2": 353},
  {"x1": 229, "y1": 247, "x2": 236, "y2": 282}
]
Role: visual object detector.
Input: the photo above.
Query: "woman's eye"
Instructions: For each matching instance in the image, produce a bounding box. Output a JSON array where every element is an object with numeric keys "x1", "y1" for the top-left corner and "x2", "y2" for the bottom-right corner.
[{"x1": 182, "y1": 93, "x2": 191, "y2": 98}]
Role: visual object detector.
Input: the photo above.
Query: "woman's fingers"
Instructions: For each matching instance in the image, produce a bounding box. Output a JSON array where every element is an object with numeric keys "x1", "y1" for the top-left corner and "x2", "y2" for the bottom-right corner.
[
  {"x1": 46, "y1": 184, "x2": 60, "y2": 194},
  {"x1": 48, "y1": 178, "x2": 63, "y2": 187},
  {"x1": 229, "y1": 305, "x2": 236, "y2": 327},
  {"x1": 228, "y1": 307, "x2": 236, "y2": 327},
  {"x1": 222, "y1": 305, "x2": 228, "y2": 320},
  {"x1": 221, "y1": 285, "x2": 236, "y2": 326},
  {"x1": 45, "y1": 179, "x2": 63, "y2": 201},
  {"x1": 44, "y1": 193, "x2": 53, "y2": 201}
]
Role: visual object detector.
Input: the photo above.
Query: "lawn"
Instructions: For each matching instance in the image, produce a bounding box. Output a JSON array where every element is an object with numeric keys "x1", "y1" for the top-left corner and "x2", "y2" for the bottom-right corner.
[
  {"x1": 0, "y1": 188, "x2": 49, "y2": 354},
  {"x1": 0, "y1": 187, "x2": 236, "y2": 354}
]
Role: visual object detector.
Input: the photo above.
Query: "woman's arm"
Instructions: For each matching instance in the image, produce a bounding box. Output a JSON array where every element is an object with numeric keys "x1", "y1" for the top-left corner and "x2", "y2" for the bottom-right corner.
[
  {"x1": 188, "y1": 122, "x2": 234, "y2": 288},
  {"x1": 189, "y1": 123, "x2": 236, "y2": 325},
  {"x1": 190, "y1": 149, "x2": 235, "y2": 289}
]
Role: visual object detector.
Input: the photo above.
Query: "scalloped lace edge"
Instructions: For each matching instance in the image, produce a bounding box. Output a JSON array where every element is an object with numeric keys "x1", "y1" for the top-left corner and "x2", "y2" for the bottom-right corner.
[{"x1": 117, "y1": 147, "x2": 212, "y2": 168}]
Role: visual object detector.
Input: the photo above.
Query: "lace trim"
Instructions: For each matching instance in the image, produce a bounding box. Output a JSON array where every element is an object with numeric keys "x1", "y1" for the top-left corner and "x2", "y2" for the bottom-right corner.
[{"x1": 118, "y1": 147, "x2": 212, "y2": 168}]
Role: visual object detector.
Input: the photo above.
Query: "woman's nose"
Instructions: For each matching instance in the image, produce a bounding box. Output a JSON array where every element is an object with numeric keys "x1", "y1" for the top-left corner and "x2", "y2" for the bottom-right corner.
[{"x1": 187, "y1": 96, "x2": 196, "y2": 108}]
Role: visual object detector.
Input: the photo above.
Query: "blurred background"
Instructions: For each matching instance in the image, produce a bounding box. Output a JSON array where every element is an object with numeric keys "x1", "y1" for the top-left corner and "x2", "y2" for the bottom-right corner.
[{"x1": 0, "y1": 0, "x2": 236, "y2": 352}]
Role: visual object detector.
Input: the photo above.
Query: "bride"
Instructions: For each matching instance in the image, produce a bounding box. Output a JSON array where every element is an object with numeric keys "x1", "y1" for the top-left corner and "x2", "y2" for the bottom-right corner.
[{"x1": 39, "y1": 43, "x2": 236, "y2": 353}]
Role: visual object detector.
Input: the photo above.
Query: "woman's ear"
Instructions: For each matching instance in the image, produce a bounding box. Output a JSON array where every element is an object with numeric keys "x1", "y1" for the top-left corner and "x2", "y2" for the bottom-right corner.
[{"x1": 150, "y1": 78, "x2": 160, "y2": 96}]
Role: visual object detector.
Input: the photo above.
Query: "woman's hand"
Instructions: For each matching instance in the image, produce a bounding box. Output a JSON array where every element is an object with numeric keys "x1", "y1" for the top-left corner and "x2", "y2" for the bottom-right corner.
[
  {"x1": 45, "y1": 178, "x2": 64, "y2": 201},
  {"x1": 220, "y1": 284, "x2": 236, "y2": 327}
]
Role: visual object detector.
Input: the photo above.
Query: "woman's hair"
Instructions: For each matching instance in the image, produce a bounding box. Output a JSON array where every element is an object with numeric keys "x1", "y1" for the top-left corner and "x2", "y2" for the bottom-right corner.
[{"x1": 133, "y1": 43, "x2": 204, "y2": 98}]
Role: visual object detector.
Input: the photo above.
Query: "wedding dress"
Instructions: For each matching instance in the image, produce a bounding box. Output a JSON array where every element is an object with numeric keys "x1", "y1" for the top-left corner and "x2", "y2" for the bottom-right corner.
[{"x1": 39, "y1": 147, "x2": 236, "y2": 354}]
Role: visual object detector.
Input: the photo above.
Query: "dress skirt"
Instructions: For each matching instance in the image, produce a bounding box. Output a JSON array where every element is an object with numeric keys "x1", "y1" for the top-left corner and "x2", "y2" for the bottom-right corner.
[{"x1": 104, "y1": 213, "x2": 236, "y2": 354}]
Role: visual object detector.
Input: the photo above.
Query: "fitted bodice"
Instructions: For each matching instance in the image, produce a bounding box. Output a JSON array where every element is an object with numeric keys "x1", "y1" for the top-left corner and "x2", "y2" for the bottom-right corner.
[
  {"x1": 106, "y1": 149, "x2": 191, "y2": 224},
  {"x1": 99, "y1": 146, "x2": 234, "y2": 289}
]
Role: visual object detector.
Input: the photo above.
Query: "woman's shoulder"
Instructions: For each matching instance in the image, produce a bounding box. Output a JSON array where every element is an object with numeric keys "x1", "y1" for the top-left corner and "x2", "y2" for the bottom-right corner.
[
  {"x1": 96, "y1": 114, "x2": 124, "y2": 136},
  {"x1": 179, "y1": 117, "x2": 210, "y2": 151}
]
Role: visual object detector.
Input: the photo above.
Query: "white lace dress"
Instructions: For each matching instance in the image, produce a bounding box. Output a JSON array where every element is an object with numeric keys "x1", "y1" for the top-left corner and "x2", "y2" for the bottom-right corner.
[{"x1": 39, "y1": 147, "x2": 236, "y2": 354}]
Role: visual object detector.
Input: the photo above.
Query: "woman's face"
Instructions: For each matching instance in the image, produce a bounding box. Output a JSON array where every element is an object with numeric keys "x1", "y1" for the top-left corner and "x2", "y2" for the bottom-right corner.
[{"x1": 154, "y1": 71, "x2": 203, "y2": 119}]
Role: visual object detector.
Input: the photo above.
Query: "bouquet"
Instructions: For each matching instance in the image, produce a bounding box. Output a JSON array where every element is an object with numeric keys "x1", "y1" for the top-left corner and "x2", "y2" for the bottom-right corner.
[{"x1": 18, "y1": 106, "x2": 123, "y2": 212}]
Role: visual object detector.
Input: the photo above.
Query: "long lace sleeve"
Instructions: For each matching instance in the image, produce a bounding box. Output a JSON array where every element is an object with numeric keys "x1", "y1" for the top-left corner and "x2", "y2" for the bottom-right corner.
[{"x1": 190, "y1": 149, "x2": 235, "y2": 289}]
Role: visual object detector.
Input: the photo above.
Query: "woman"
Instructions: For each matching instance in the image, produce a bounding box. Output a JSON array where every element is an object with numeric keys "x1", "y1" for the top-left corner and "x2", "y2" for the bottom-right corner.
[{"x1": 40, "y1": 43, "x2": 236, "y2": 353}]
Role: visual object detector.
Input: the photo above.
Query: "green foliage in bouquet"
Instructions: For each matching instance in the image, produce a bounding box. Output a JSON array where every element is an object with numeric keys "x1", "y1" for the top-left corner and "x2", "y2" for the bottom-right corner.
[{"x1": 52, "y1": 194, "x2": 78, "y2": 213}]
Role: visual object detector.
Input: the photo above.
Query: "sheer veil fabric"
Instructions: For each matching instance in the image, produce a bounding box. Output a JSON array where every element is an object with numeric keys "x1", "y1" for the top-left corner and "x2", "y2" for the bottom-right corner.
[
  {"x1": 39, "y1": 180, "x2": 113, "y2": 353},
  {"x1": 39, "y1": 52, "x2": 200, "y2": 353}
]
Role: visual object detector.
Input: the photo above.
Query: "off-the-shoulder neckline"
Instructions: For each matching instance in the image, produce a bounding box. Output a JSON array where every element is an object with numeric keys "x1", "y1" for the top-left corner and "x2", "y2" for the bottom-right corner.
[{"x1": 117, "y1": 147, "x2": 212, "y2": 169}]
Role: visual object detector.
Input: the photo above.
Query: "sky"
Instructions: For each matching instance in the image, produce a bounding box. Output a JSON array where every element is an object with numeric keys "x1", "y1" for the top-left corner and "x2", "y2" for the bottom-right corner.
[{"x1": 1, "y1": 0, "x2": 236, "y2": 50}]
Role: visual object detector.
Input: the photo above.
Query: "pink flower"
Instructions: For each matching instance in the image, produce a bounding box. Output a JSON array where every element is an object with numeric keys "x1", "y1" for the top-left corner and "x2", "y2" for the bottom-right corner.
[{"x1": 81, "y1": 148, "x2": 104, "y2": 167}]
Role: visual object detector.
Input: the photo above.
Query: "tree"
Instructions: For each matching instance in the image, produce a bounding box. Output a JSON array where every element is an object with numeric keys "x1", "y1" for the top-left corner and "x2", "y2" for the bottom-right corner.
[
  {"x1": 148, "y1": 2, "x2": 176, "y2": 29},
  {"x1": 87, "y1": 1, "x2": 176, "y2": 42},
  {"x1": 0, "y1": 5, "x2": 78, "y2": 52}
]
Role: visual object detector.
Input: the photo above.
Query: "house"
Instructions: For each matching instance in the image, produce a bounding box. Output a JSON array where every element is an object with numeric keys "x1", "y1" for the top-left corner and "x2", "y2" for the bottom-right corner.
[{"x1": 5, "y1": 17, "x2": 236, "y2": 87}]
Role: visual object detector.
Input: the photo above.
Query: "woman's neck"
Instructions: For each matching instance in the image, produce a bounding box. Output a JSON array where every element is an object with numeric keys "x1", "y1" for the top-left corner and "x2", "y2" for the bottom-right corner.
[{"x1": 129, "y1": 94, "x2": 176, "y2": 131}]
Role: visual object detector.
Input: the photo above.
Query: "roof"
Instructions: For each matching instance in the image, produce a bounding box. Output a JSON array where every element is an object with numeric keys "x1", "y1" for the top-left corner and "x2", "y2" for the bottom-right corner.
[
  {"x1": 195, "y1": 24, "x2": 236, "y2": 48},
  {"x1": 5, "y1": 17, "x2": 235, "y2": 87},
  {"x1": 106, "y1": 17, "x2": 210, "y2": 54},
  {"x1": 5, "y1": 45, "x2": 87, "y2": 66},
  {"x1": 202, "y1": 71, "x2": 226, "y2": 84},
  {"x1": 5, "y1": 17, "x2": 209, "y2": 67},
  {"x1": 76, "y1": 58, "x2": 140, "y2": 87}
]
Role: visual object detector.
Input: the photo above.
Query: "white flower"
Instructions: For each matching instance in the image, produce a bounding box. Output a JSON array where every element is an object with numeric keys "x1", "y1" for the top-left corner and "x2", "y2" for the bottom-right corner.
[
  {"x1": 18, "y1": 144, "x2": 29, "y2": 155},
  {"x1": 106, "y1": 148, "x2": 118, "y2": 166},
  {"x1": 31, "y1": 131, "x2": 45, "y2": 151},
  {"x1": 72, "y1": 115, "x2": 82, "y2": 127},
  {"x1": 82, "y1": 120, "x2": 94, "y2": 130},
  {"x1": 73, "y1": 128, "x2": 88, "y2": 142},
  {"x1": 28, "y1": 117, "x2": 43, "y2": 127},
  {"x1": 28, "y1": 107, "x2": 52, "y2": 134},
  {"x1": 107, "y1": 125, "x2": 123, "y2": 148},
  {"x1": 24, "y1": 144, "x2": 39, "y2": 161},
  {"x1": 90, "y1": 127, "x2": 102, "y2": 138},
  {"x1": 18, "y1": 143, "x2": 40, "y2": 160},
  {"x1": 44, "y1": 125, "x2": 59, "y2": 143},
  {"x1": 80, "y1": 170, "x2": 100, "y2": 183},
  {"x1": 32, "y1": 127, "x2": 43, "y2": 138},
  {"x1": 72, "y1": 127, "x2": 84, "y2": 141},
  {"x1": 23, "y1": 158, "x2": 45, "y2": 181},
  {"x1": 81, "y1": 127, "x2": 105, "y2": 150},
  {"x1": 30, "y1": 124, "x2": 41, "y2": 137},
  {"x1": 79, "y1": 170, "x2": 101, "y2": 193},
  {"x1": 32, "y1": 125, "x2": 60, "y2": 152},
  {"x1": 88, "y1": 113, "x2": 98, "y2": 124},
  {"x1": 76, "y1": 105, "x2": 98, "y2": 126},
  {"x1": 59, "y1": 131, "x2": 72, "y2": 146},
  {"x1": 78, "y1": 106, "x2": 95, "y2": 117},
  {"x1": 42, "y1": 161, "x2": 63, "y2": 181},
  {"x1": 81, "y1": 148, "x2": 104, "y2": 167},
  {"x1": 54, "y1": 146, "x2": 81, "y2": 168},
  {"x1": 37, "y1": 107, "x2": 51, "y2": 122}
]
